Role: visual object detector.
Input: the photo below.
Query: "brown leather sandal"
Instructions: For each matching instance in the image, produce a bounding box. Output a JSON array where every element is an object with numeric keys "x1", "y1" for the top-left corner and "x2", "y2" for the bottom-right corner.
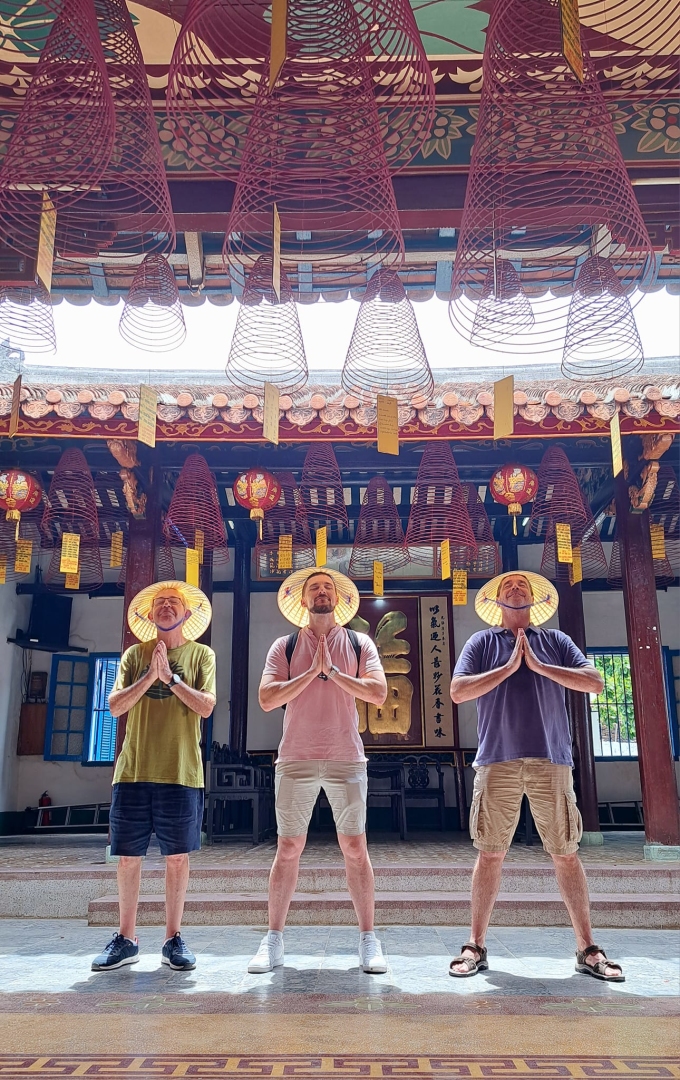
[
  {"x1": 449, "y1": 941, "x2": 489, "y2": 978},
  {"x1": 575, "y1": 944, "x2": 625, "y2": 982}
]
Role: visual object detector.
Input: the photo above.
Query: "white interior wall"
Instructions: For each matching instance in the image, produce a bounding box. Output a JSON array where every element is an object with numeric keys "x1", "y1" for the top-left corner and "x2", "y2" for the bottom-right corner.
[
  {"x1": 246, "y1": 593, "x2": 291, "y2": 752},
  {"x1": 0, "y1": 587, "x2": 32, "y2": 813}
]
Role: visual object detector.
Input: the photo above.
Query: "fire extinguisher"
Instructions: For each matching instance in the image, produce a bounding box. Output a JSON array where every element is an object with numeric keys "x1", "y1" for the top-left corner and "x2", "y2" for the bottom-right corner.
[{"x1": 38, "y1": 790, "x2": 51, "y2": 827}]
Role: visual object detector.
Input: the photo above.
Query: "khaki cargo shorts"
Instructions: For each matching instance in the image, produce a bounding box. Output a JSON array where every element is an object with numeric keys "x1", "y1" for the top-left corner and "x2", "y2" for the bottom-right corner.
[
  {"x1": 470, "y1": 758, "x2": 583, "y2": 855},
  {"x1": 275, "y1": 760, "x2": 368, "y2": 837}
]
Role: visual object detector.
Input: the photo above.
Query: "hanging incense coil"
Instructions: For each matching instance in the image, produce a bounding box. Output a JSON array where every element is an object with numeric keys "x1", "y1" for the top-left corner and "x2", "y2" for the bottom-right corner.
[
  {"x1": 119, "y1": 255, "x2": 186, "y2": 351},
  {"x1": 255, "y1": 471, "x2": 315, "y2": 578},
  {"x1": 461, "y1": 483, "x2": 502, "y2": 577},
  {"x1": 56, "y1": 0, "x2": 175, "y2": 260},
  {"x1": 541, "y1": 492, "x2": 608, "y2": 582},
  {"x1": 299, "y1": 443, "x2": 349, "y2": 540},
  {"x1": 0, "y1": 282, "x2": 56, "y2": 354},
  {"x1": 0, "y1": 0, "x2": 115, "y2": 259},
  {"x1": 530, "y1": 446, "x2": 607, "y2": 581},
  {"x1": 167, "y1": 0, "x2": 433, "y2": 178},
  {"x1": 470, "y1": 260, "x2": 534, "y2": 347},
  {"x1": 561, "y1": 256, "x2": 644, "y2": 381},
  {"x1": 41, "y1": 448, "x2": 104, "y2": 592},
  {"x1": 222, "y1": 0, "x2": 404, "y2": 289},
  {"x1": 0, "y1": 508, "x2": 43, "y2": 583},
  {"x1": 405, "y1": 444, "x2": 477, "y2": 568},
  {"x1": 341, "y1": 270, "x2": 433, "y2": 406},
  {"x1": 349, "y1": 476, "x2": 409, "y2": 578},
  {"x1": 226, "y1": 256, "x2": 308, "y2": 395},
  {"x1": 163, "y1": 454, "x2": 229, "y2": 560},
  {"x1": 117, "y1": 539, "x2": 177, "y2": 589},
  {"x1": 449, "y1": 0, "x2": 654, "y2": 355}
]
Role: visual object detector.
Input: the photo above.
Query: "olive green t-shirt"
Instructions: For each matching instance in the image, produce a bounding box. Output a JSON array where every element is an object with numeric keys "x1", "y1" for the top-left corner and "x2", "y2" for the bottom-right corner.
[{"x1": 112, "y1": 639, "x2": 216, "y2": 788}]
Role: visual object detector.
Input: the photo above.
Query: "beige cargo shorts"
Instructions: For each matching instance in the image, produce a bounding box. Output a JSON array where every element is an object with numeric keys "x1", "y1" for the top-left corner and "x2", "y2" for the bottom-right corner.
[
  {"x1": 275, "y1": 759, "x2": 368, "y2": 837},
  {"x1": 470, "y1": 757, "x2": 583, "y2": 855}
]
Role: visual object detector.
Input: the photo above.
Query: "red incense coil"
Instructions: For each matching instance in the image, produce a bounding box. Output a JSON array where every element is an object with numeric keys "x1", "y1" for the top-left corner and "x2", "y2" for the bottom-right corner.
[
  {"x1": 562, "y1": 256, "x2": 644, "y2": 381},
  {"x1": 119, "y1": 255, "x2": 186, "y2": 352},
  {"x1": 0, "y1": 0, "x2": 115, "y2": 258},
  {"x1": 0, "y1": 282, "x2": 56, "y2": 354},
  {"x1": 0, "y1": 508, "x2": 43, "y2": 583},
  {"x1": 348, "y1": 476, "x2": 409, "y2": 578},
  {"x1": 299, "y1": 443, "x2": 349, "y2": 538},
  {"x1": 44, "y1": 541, "x2": 104, "y2": 593},
  {"x1": 255, "y1": 471, "x2": 315, "y2": 576},
  {"x1": 405, "y1": 443, "x2": 477, "y2": 567},
  {"x1": 41, "y1": 448, "x2": 102, "y2": 549},
  {"x1": 449, "y1": 0, "x2": 654, "y2": 355},
  {"x1": 460, "y1": 483, "x2": 502, "y2": 577},
  {"x1": 164, "y1": 454, "x2": 229, "y2": 557},
  {"x1": 541, "y1": 492, "x2": 608, "y2": 582},
  {"x1": 341, "y1": 269, "x2": 433, "y2": 406},
  {"x1": 226, "y1": 256, "x2": 308, "y2": 395}
]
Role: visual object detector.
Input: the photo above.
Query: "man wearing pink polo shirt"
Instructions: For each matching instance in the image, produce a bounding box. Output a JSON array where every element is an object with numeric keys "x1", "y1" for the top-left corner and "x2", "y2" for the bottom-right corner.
[{"x1": 249, "y1": 568, "x2": 388, "y2": 975}]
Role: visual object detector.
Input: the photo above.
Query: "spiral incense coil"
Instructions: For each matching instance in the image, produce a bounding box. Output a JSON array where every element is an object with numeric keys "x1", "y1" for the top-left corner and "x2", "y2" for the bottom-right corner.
[
  {"x1": 0, "y1": 282, "x2": 56, "y2": 354},
  {"x1": 349, "y1": 476, "x2": 409, "y2": 578},
  {"x1": 405, "y1": 444, "x2": 477, "y2": 567},
  {"x1": 119, "y1": 255, "x2": 186, "y2": 352}
]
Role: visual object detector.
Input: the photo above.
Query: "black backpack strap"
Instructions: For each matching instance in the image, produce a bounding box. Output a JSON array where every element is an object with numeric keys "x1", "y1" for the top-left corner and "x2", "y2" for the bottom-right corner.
[
  {"x1": 345, "y1": 628, "x2": 362, "y2": 676},
  {"x1": 285, "y1": 631, "x2": 299, "y2": 674}
]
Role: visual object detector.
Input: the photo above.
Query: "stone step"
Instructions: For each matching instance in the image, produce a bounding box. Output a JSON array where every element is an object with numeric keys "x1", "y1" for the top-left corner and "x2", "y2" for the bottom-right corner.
[
  {"x1": 87, "y1": 890, "x2": 680, "y2": 929},
  {"x1": 4, "y1": 862, "x2": 679, "y2": 918}
]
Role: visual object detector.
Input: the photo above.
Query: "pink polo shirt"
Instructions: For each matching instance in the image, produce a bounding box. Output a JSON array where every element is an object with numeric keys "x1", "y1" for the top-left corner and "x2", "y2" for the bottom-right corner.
[{"x1": 263, "y1": 625, "x2": 382, "y2": 762}]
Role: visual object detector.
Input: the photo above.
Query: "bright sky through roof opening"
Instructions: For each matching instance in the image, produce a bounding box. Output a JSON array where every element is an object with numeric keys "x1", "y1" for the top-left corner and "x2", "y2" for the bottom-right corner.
[{"x1": 16, "y1": 290, "x2": 680, "y2": 371}]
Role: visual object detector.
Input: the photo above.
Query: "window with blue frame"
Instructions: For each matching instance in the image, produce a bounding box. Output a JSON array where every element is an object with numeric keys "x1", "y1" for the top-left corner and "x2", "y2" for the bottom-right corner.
[
  {"x1": 588, "y1": 647, "x2": 679, "y2": 760},
  {"x1": 45, "y1": 654, "x2": 120, "y2": 764}
]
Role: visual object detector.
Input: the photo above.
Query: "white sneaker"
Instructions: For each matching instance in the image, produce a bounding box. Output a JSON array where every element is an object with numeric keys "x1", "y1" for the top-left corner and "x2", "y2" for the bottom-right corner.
[
  {"x1": 359, "y1": 934, "x2": 387, "y2": 974},
  {"x1": 248, "y1": 933, "x2": 284, "y2": 973}
]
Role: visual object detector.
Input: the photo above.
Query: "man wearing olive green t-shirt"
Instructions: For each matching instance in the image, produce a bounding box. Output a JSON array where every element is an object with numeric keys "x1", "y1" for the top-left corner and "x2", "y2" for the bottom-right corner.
[{"x1": 91, "y1": 582, "x2": 215, "y2": 974}]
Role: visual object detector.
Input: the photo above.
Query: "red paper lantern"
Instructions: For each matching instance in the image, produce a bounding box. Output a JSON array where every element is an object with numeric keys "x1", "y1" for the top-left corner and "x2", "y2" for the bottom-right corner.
[
  {"x1": 0, "y1": 470, "x2": 42, "y2": 528},
  {"x1": 490, "y1": 464, "x2": 538, "y2": 535},
  {"x1": 233, "y1": 469, "x2": 281, "y2": 537}
]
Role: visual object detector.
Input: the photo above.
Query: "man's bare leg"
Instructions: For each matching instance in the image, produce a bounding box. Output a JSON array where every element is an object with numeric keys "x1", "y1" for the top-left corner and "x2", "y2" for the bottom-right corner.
[
  {"x1": 552, "y1": 852, "x2": 620, "y2": 976},
  {"x1": 165, "y1": 852, "x2": 190, "y2": 939},
  {"x1": 450, "y1": 850, "x2": 505, "y2": 973},
  {"x1": 117, "y1": 856, "x2": 143, "y2": 940},
  {"x1": 337, "y1": 832, "x2": 375, "y2": 932},
  {"x1": 268, "y1": 834, "x2": 307, "y2": 931}
]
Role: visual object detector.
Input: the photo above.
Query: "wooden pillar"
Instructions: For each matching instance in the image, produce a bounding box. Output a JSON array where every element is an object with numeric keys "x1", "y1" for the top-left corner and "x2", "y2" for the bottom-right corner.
[
  {"x1": 114, "y1": 457, "x2": 161, "y2": 760},
  {"x1": 446, "y1": 597, "x2": 468, "y2": 831},
  {"x1": 615, "y1": 473, "x2": 680, "y2": 851},
  {"x1": 228, "y1": 526, "x2": 252, "y2": 759},
  {"x1": 557, "y1": 580, "x2": 602, "y2": 842}
]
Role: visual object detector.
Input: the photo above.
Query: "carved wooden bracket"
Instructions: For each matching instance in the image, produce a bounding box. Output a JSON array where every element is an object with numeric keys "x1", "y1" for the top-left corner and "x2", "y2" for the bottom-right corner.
[
  {"x1": 120, "y1": 468, "x2": 147, "y2": 519},
  {"x1": 628, "y1": 434, "x2": 675, "y2": 512},
  {"x1": 639, "y1": 433, "x2": 675, "y2": 462},
  {"x1": 106, "y1": 438, "x2": 140, "y2": 470}
]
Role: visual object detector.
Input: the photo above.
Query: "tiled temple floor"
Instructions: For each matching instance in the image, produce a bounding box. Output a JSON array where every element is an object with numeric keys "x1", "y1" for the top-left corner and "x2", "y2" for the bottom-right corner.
[
  {"x1": 0, "y1": 920, "x2": 677, "y2": 1077},
  {"x1": 0, "y1": 831, "x2": 657, "y2": 869}
]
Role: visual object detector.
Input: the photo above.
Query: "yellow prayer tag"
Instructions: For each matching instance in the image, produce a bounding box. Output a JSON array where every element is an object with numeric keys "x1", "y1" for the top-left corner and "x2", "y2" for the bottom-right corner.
[
  {"x1": 559, "y1": 0, "x2": 584, "y2": 83},
  {"x1": 36, "y1": 192, "x2": 57, "y2": 292},
  {"x1": 272, "y1": 205, "x2": 281, "y2": 302},
  {"x1": 376, "y1": 394, "x2": 399, "y2": 456},
  {"x1": 14, "y1": 539, "x2": 33, "y2": 575},
  {"x1": 555, "y1": 522, "x2": 573, "y2": 563},
  {"x1": 110, "y1": 531, "x2": 124, "y2": 569},
  {"x1": 64, "y1": 570, "x2": 80, "y2": 590},
  {"x1": 440, "y1": 538, "x2": 451, "y2": 580},
  {"x1": 610, "y1": 410, "x2": 623, "y2": 477},
  {"x1": 195, "y1": 528, "x2": 205, "y2": 565},
  {"x1": 9, "y1": 374, "x2": 21, "y2": 438},
  {"x1": 316, "y1": 526, "x2": 327, "y2": 568},
  {"x1": 569, "y1": 546, "x2": 583, "y2": 585},
  {"x1": 0, "y1": 555, "x2": 6, "y2": 585},
  {"x1": 60, "y1": 533, "x2": 81, "y2": 574},
  {"x1": 269, "y1": 0, "x2": 287, "y2": 88},
  {"x1": 493, "y1": 374, "x2": 514, "y2": 440},
  {"x1": 263, "y1": 381, "x2": 280, "y2": 445},
  {"x1": 453, "y1": 570, "x2": 467, "y2": 605},
  {"x1": 185, "y1": 547, "x2": 200, "y2": 587},
  {"x1": 373, "y1": 560, "x2": 384, "y2": 597},
  {"x1": 138, "y1": 384, "x2": 158, "y2": 448},
  {"x1": 650, "y1": 523, "x2": 666, "y2": 560},
  {"x1": 278, "y1": 534, "x2": 293, "y2": 571}
]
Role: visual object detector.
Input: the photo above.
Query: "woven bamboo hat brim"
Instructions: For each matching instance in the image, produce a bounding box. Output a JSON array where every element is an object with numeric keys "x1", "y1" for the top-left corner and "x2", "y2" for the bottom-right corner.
[
  {"x1": 128, "y1": 580, "x2": 212, "y2": 642},
  {"x1": 278, "y1": 567, "x2": 360, "y2": 628},
  {"x1": 475, "y1": 571, "x2": 558, "y2": 627}
]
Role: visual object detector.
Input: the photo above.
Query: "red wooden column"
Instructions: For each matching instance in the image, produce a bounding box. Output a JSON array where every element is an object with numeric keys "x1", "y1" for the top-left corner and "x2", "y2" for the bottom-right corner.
[
  {"x1": 114, "y1": 456, "x2": 162, "y2": 760},
  {"x1": 557, "y1": 580, "x2": 602, "y2": 843},
  {"x1": 615, "y1": 473, "x2": 680, "y2": 853}
]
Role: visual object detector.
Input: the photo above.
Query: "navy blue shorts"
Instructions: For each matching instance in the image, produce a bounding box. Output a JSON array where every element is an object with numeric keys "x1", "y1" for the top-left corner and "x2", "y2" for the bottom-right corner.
[{"x1": 109, "y1": 782, "x2": 204, "y2": 857}]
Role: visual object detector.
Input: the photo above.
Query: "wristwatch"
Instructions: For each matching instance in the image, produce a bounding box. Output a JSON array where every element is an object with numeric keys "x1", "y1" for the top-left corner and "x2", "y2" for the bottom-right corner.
[
  {"x1": 166, "y1": 673, "x2": 181, "y2": 687},
  {"x1": 327, "y1": 665, "x2": 340, "y2": 680}
]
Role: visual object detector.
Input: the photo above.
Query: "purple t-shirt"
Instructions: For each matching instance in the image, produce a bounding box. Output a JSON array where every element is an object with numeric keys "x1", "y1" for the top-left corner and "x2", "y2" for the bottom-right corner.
[{"x1": 453, "y1": 626, "x2": 591, "y2": 767}]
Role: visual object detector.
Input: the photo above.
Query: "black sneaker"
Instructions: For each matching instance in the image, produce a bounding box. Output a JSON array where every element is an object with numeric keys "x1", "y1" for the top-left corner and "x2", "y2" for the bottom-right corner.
[
  {"x1": 91, "y1": 933, "x2": 139, "y2": 971},
  {"x1": 161, "y1": 932, "x2": 196, "y2": 970}
]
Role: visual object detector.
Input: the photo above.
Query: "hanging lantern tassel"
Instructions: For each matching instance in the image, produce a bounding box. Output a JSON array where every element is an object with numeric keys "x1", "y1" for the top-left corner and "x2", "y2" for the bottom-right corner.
[{"x1": 509, "y1": 502, "x2": 521, "y2": 535}]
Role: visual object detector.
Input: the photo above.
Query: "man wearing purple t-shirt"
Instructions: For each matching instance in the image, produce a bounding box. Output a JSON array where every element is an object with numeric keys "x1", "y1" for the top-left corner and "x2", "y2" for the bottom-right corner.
[{"x1": 449, "y1": 571, "x2": 625, "y2": 983}]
